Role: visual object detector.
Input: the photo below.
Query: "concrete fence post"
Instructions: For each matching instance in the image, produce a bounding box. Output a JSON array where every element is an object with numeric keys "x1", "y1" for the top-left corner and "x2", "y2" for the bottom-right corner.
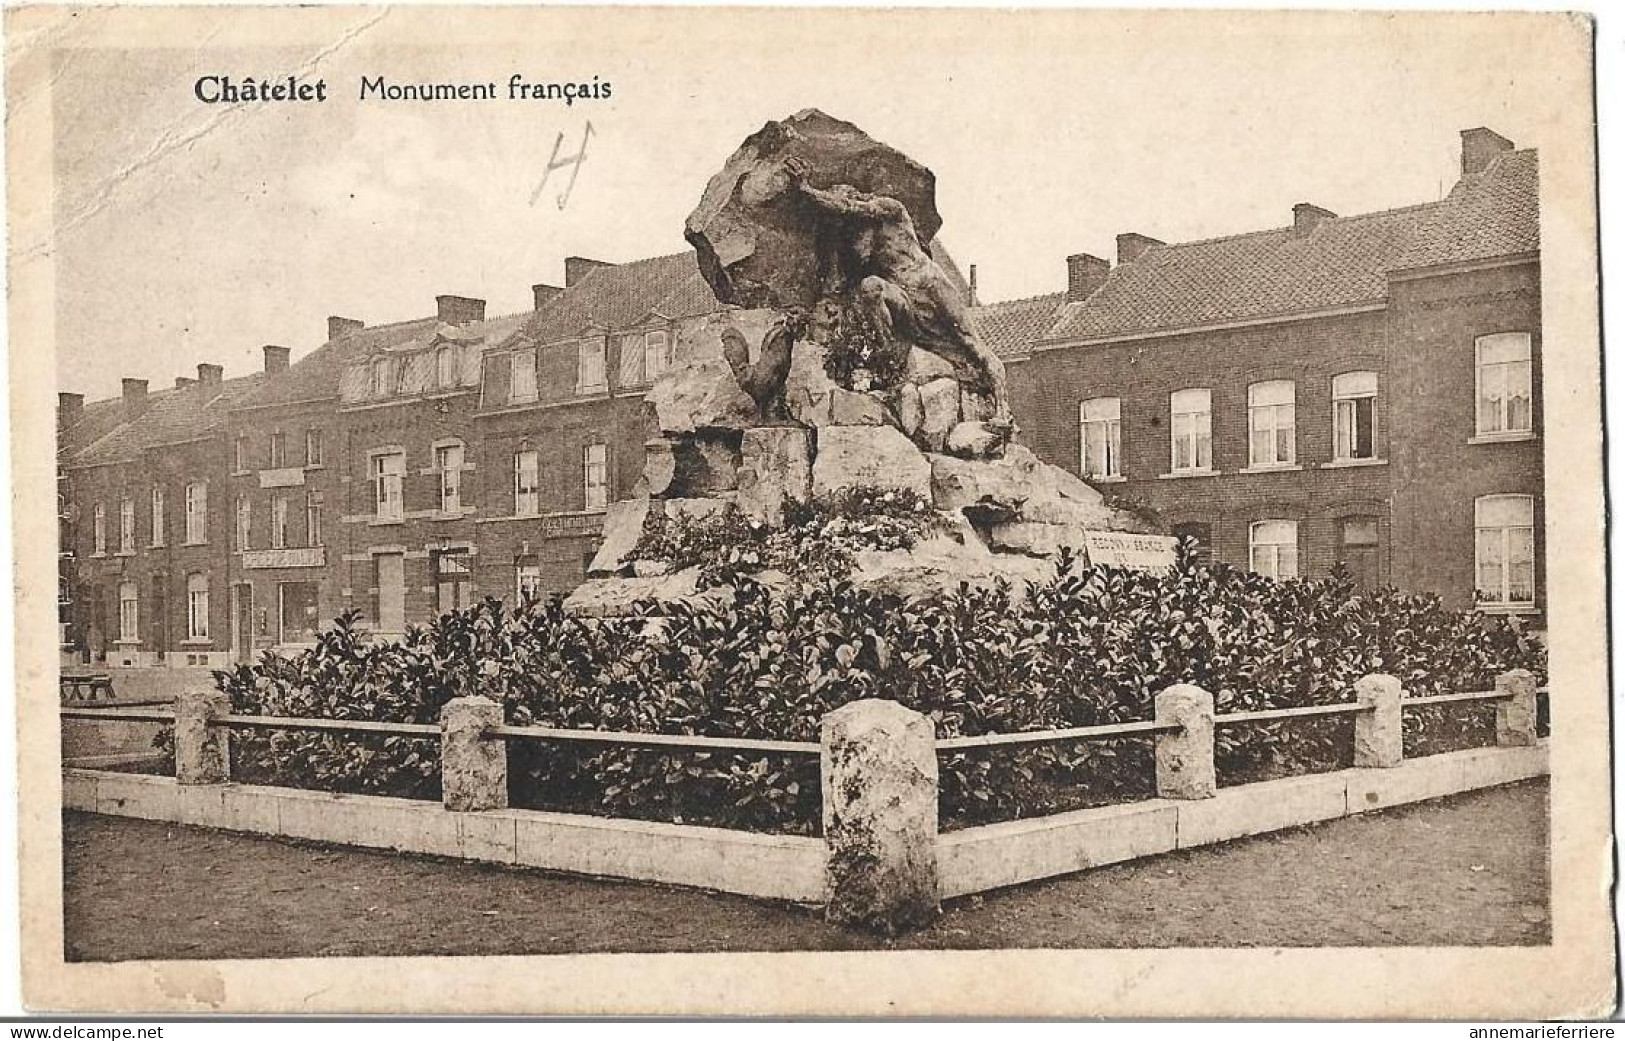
[
  {"x1": 1495, "y1": 669, "x2": 1539, "y2": 747},
  {"x1": 1353, "y1": 673, "x2": 1404, "y2": 768},
  {"x1": 1154, "y1": 684, "x2": 1215, "y2": 799},
  {"x1": 174, "y1": 689, "x2": 230, "y2": 785},
  {"x1": 441, "y1": 696, "x2": 507, "y2": 812},
  {"x1": 820, "y1": 699, "x2": 939, "y2": 935}
]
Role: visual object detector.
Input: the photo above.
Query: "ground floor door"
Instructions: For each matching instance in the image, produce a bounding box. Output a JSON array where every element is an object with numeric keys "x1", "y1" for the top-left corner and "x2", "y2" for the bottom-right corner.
[
  {"x1": 376, "y1": 553, "x2": 406, "y2": 633},
  {"x1": 232, "y1": 583, "x2": 254, "y2": 663}
]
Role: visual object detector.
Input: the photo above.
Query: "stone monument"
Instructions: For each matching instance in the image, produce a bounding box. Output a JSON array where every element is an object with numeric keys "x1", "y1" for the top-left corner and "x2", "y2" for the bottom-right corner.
[{"x1": 566, "y1": 110, "x2": 1155, "y2": 616}]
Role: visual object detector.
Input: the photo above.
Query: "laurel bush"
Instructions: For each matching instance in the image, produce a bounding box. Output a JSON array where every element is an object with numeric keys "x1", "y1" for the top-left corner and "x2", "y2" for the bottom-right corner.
[{"x1": 214, "y1": 542, "x2": 1546, "y2": 833}]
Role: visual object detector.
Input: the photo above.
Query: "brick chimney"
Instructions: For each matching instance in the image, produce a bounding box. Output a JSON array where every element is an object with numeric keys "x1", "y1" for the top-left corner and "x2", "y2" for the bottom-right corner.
[
  {"x1": 435, "y1": 295, "x2": 486, "y2": 325},
  {"x1": 1461, "y1": 127, "x2": 1515, "y2": 176},
  {"x1": 564, "y1": 256, "x2": 612, "y2": 287},
  {"x1": 327, "y1": 316, "x2": 365, "y2": 341},
  {"x1": 968, "y1": 264, "x2": 979, "y2": 307},
  {"x1": 1292, "y1": 203, "x2": 1337, "y2": 235},
  {"x1": 197, "y1": 363, "x2": 223, "y2": 386},
  {"x1": 1065, "y1": 253, "x2": 1110, "y2": 303},
  {"x1": 175, "y1": 376, "x2": 197, "y2": 389},
  {"x1": 262, "y1": 345, "x2": 291, "y2": 374},
  {"x1": 1116, "y1": 233, "x2": 1164, "y2": 266},
  {"x1": 121, "y1": 378, "x2": 149, "y2": 419},
  {"x1": 532, "y1": 283, "x2": 563, "y2": 311},
  {"x1": 57, "y1": 392, "x2": 84, "y2": 429}
]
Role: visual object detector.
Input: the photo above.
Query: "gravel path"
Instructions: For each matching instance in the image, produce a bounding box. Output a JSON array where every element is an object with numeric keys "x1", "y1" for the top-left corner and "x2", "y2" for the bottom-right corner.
[{"x1": 63, "y1": 779, "x2": 1549, "y2": 960}]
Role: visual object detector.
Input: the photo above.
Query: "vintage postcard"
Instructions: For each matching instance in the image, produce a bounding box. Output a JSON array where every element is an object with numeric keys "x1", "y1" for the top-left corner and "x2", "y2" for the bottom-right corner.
[{"x1": 7, "y1": 4, "x2": 1611, "y2": 1017}]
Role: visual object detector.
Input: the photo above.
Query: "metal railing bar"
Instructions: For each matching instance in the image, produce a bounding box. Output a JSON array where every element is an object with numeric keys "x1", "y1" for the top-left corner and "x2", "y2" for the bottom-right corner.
[
  {"x1": 484, "y1": 724, "x2": 819, "y2": 756},
  {"x1": 1402, "y1": 690, "x2": 1514, "y2": 707},
  {"x1": 217, "y1": 714, "x2": 441, "y2": 737},
  {"x1": 1218, "y1": 703, "x2": 1370, "y2": 725},
  {"x1": 937, "y1": 719, "x2": 1178, "y2": 751},
  {"x1": 59, "y1": 708, "x2": 175, "y2": 724}
]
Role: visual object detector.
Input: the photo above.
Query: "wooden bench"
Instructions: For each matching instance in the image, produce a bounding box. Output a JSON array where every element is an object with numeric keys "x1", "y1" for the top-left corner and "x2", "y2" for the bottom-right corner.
[{"x1": 60, "y1": 672, "x2": 115, "y2": 703}]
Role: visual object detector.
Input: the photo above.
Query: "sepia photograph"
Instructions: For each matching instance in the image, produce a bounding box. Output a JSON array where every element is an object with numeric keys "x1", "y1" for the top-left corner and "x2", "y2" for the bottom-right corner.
[{"x1": 7, "y1": 4, "x2": 1611, "y2": 1018}]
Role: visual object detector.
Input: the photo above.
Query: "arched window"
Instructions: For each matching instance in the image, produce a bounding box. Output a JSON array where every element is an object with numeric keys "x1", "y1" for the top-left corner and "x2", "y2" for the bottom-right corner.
[
  {"x1": 1331, "y1": 371, "x2": 1378, "y2": 460},
  {"x1": 1248, "y1": 380, "x2": 1296, "y2": 467},
  {"x1": 1249, "y1": 520, "x2": 1298, "y2": 580},
  {"x1": 186, "y1": 573, "x2": 210, "y2": 641},
  {"x1": 436, "y1": 345, "x2": 459, "y2": 388},
  {"x1": 1475, "y1": 495, "x2": 1535, "y2": 607},
  {"x1": 1169, "y1": 388, "x2": 1212, "y2": 473},
  {"x1": 1079, "y1": 397, "x2": 1121, "y2": 479},
  {"x1": 1475, "y1": 333, "x2": 1533, "y2": 436},
  {"x1": 117, "y1": 581, "x2": 139, "y2": 642}
]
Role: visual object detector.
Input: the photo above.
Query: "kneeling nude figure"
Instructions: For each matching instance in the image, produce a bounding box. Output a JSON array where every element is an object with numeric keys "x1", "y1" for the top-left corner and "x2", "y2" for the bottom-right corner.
[{"x1": 779, "y1": 155, "x2": 1014, "y2": 432}]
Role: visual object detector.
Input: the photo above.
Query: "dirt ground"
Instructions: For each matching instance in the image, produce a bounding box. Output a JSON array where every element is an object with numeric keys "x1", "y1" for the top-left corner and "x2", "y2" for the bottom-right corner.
[{"x1": 63, "y1": 779, "x2": 1549, "y2": 960}]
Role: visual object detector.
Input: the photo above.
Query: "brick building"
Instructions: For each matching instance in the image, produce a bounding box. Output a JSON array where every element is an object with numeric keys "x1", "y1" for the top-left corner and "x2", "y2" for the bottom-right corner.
[
  {"x1": 56, "y1": 126, "x2": 1543, "y2": 664},
  {"x1": 1008, "y1": 128, "x2": 1541, "y2": 617}
]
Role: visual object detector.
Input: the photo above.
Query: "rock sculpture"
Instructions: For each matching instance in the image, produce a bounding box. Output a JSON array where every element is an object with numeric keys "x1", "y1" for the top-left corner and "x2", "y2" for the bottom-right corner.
[{"x1": 565, "y1": 110, "x2": 1161, "y2": 617}]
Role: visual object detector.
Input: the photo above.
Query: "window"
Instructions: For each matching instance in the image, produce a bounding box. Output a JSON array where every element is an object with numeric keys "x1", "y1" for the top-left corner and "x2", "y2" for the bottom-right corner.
[
  {"x1": 278, "y1": 582, "x2": 320, "y2": 645},
  {"x1": 118, "y1": 581, "x2": 139, "y2": 643},
  {"x1": 233, "y1": 436, "x2": 248, "y2": 473},
  {"x1": 1248, "y1": 380, "x2": 1296, "y2": 467},
  {"x1": 118, "y1": 497, "x2": 135, "y2": 553},
  {"x1": 186, "y1": 573, "x2": 209, "y2": 640},
  {"x1": 434, "y1": 346, "x2": 456, "y2": 388},
  {"x1": 372, "y1": 451, "x2": 405, "y2": 521},
  {"x1": 150, "y1": 487, "x2": 165, "y2": 548},
  {"x1": 509, "y1": 350, "x2": 539, "y2": 404},
  {"x1": 1332, "y1": 371, "x2": 1379, "y2": 461},
  {"x1": 92, "y1": 505, "x2": 106, "y2": 555},
  {"x1": 1340, "y1": 516, "x2": 1381, "y2": 591},
  {"x1": 583, "y1": 443, "x2": 608, "y2": 511},
  {"x1": 270, "y1": 495, "x2": 289, "y2": 549},
  {"x1": 1476, "y1": 333, "x2": 1533, "y2": 436},
  {"x1": 1475, "y1": 495, "x2": 1535, "y2": 607},
  {"x1": 514, "y1": 450, "x2": 540, "y2": 516},
  {"x1": 269, "y1": 431, "x2": 287, "y2": 469},
  {"x1": 374, "y1": 553, "x2": 405, "y2": 633},
  {"x1": 305, "y1": 428, "x2": 323, "y2": 467},
  {"x1": 1170, "y1": 389, "x2": 1212, "y2": 472},
  {"x1": 433, "y1": 549, "x2": 474, "y2": 614},
  {"x1": 372, "y1": 357, "x2": 394, "y2": 398},
  {"x1": 1172, "y1": 522, "x2": 1213, "y2": 565},
  {"x1": 305, "y1": 491, "x2": 324, "y2": 547},
  {"x1": 184, "y1": 483, "x2": 207, "y2": 544},
  {"x1": 1249, "y1": 520, "x2": 1299, "y2": 580},
  {"x1": 235, "y1": 495, "x2": 251, "y2": 550},
  {"x1": 516, "y1": 558, "x2": 543, "y2": 602},
  {"x1": 577, "y1": 338, "x2": 607, "y2": 393},
  {"x1": 1079, "y1": 397, "x2": 1121, "y2": 479},
  {"x1": 436, "y1": 444, "x2": 464, "y2": 512},
  {"x1": 644, "y1": 331, "x2": 673, "y2": 382}
]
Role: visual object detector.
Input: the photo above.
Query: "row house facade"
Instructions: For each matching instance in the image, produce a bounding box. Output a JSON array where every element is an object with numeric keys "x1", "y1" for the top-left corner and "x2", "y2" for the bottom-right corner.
[
  {"x1": 1005, "y1": 127, "x2": 1542, "y2": 619},
  {"x1": 57, "y1": 126, "x2": 1544, "y2": 665}
]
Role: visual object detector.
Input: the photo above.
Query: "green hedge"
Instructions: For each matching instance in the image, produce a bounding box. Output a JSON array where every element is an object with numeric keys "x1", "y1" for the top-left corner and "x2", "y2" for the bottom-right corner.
[{"x1": 216, "y1": 544, "x2": 1545, "y2": 833}]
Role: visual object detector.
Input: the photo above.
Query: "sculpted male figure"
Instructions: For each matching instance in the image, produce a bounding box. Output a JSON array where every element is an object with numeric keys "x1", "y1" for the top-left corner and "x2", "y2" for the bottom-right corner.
[{"x1": 783, "y1": 155, "x2": 1014, "y2": 432}]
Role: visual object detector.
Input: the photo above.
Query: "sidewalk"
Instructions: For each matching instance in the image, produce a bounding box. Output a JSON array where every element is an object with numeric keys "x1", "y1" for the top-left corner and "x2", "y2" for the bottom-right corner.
[{"x1": 63, "y1": 779, "x2": 1549, "y2": 960}]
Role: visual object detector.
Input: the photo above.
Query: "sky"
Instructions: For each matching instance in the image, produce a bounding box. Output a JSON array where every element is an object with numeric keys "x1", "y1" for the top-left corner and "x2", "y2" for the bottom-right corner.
[{"x1": 47, "y1": 7, "x2": 1573, "y2": 401}]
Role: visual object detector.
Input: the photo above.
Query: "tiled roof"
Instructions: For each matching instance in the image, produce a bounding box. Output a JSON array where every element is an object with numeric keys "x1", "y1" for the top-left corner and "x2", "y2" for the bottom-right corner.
[
  {"x1": 969, "y1": 291, "x2": 1067, "y2": 359},
  {"x1": 58, "y1": 397, "x2": 129, "y2": 460},
  {"x1": 1394, "y1": 150, "x2": 1538, "y2": 270},
  {"x1": 67, "y1": 374, "x2": 266, "y2": 468},
  {"x1": 506, "y1": 241, "x2": 967, "y2": 350},
  {"x1": 512, "y1": 252, "x2": 720, "y2": 347},
  {"x1": 1042, "y1": 147, "x2": 1538, "y2": 347},
  {"x1": 247, "y1": 317, "x2": 438, "y2": 408},
  {"x1": 1043, "y1": 205, "x2": 1437, "y2": 344}
]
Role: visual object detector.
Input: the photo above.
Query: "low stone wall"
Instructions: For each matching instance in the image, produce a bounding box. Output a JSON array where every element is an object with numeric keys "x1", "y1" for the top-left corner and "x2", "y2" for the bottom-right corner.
[
  {"x1": 62, "y1": 770, "x2": 828, "y2": 903},
  {"x1": 937, "y1": 742, "x2": 1548, "y2": 898},
  {"x1": 63, "y1": 740, "x2": 1545, "y2": 909}
]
